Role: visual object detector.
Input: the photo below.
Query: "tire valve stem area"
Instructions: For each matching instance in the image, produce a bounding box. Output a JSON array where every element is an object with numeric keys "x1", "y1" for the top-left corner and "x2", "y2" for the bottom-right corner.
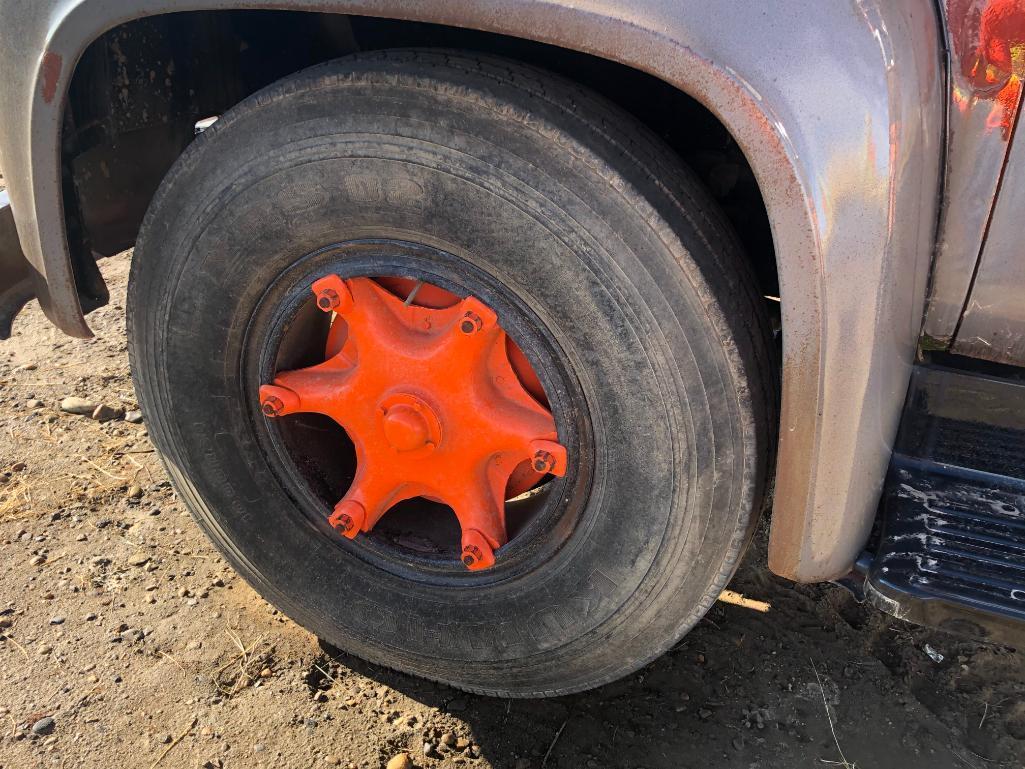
[{"x1": 258, "y1": 273, "x2": 567, "y2": 571}]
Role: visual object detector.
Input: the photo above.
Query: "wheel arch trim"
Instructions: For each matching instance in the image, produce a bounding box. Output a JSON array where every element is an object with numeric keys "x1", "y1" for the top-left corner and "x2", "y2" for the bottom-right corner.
[{"x1": 0, "y1": 0, "x2": 945, "y2": 581}]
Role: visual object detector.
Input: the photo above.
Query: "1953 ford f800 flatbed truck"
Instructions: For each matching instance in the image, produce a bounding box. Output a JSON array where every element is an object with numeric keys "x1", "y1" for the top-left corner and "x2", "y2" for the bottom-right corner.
[{"x1": 1, "y1": 0, "x2": 1024, "y2": 696}]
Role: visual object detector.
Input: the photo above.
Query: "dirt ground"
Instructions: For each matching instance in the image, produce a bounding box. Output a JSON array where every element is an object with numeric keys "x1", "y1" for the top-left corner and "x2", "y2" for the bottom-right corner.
[{"x1": 1, "y1": 249, "x2": 1024, "y2": 769}]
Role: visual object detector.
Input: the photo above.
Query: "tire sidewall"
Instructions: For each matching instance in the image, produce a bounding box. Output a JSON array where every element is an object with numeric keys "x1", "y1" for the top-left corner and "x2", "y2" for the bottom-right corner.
[{"x1": 129, "y1": 53, "x2": 762, "y2": 694}]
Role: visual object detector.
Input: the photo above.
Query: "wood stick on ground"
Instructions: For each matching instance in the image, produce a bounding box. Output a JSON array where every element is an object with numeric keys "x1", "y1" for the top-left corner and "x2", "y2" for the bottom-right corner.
[
  {"x1": 149, "y1": 716, "x2": 197, "y2": 769},
  {"x1": 541, "y1": 719, "x2": 568, "y2": 769},
  {"x1": 811, "y1": 659, "x2": 855, "y2": 769},
  {"x1": 1, "y1": 633, "x2": 30, "y2": 660}
]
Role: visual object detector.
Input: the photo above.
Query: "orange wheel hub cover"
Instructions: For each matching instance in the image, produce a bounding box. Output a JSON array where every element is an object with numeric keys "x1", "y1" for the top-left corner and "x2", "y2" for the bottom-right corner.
[{"x1": 259, "y1": 274, "x2": 567, "y2": 570}]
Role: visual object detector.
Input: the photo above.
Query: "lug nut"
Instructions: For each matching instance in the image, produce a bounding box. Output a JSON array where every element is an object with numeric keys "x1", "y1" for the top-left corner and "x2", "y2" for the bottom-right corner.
[
  {"x1": 462, "y1": 545, "x2": 482, "y2": 567},
  {"x1": 261, "y1": 396, "x2": 284, "y2": 416},
  {"x1": 316, "y1": 288, "x2": 340, "y2": 311},
  {"x1": 532, "y1": 450, "x2": 555, "y2": 473},
  {"x1": 310, "y1": 275, "x2": 354, "y2": 314},
  {"x1": 459, "y1": 311, "x2": 482, "y2": 334},
  {"x1": 258, "y1": 384, "x2": 301, "y2": 418},
  {"x1": 460, "y1": 529, "x2": 495, "y2": 570},
  {"x1": 328, "y1": 500, "x2": 366, "y2": 540}
]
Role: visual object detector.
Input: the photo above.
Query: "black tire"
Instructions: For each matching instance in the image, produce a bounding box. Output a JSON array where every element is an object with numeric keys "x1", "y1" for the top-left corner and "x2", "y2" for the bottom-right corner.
[{"x1": 128, "y1": 50, "x2": 777, "y2": 697}]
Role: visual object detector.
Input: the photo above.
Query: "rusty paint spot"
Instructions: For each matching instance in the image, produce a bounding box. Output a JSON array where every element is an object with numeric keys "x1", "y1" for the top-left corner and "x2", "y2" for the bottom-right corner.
[{"x1": 41, "y1": 51, "x2": 62, "y2": 104}]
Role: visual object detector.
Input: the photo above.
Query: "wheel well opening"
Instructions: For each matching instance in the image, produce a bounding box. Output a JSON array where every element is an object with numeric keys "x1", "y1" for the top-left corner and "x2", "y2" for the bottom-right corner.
[{"x1": 63, "y1": 10, "x2": 778, "y2": 316}]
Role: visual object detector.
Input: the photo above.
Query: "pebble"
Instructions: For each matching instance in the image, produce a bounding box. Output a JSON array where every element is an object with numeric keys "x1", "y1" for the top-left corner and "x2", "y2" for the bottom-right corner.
[
  {"x1": 125, "y1": 410, "x2": 144, "y2": 424},
  {"x1": 126, "y1": 484, "x2": 144, "y2": 499},
  {"x1": 120, "y1": 628, "x2": 144, "y2": 644},
  {"x1": 29, "y1": 555, "x2": 46, "y2": 566},
  {"x1": 386, "y1": 754, "x2": 414, "y2": 769},
  {"x1": 59, "y1": 396, "x2": 96, "y2": 415},
  {"x1": 85, "y1": 613, "x2": 97, "y2": 621},
  {"x1": 49, "y1": 616, "x2": 65, "y2": 625},
  {"x1": 253, "y1": 743, "x2": 265, "y2": 753},
  {"x1": 30, "y1": 717, "x2": 55, "y2": 736},
  {"x1": 26, "y1": 399, "x2": 44, "y2": 409},
  {"x1": 37, "y1": 645, "x2": 53, "y2": 656},
  {"x1": 91, "y1": 403, "x2": 125, "y2": 422},
  {"x1": 127, "y1": 551, "x2": 150, "y2": 567},
  {"x1": 324, "y1": 757, "x2": 341, "y2": 766},
  {"x1": 441, "y1": 732, "x2": 456, "y2": 747}
]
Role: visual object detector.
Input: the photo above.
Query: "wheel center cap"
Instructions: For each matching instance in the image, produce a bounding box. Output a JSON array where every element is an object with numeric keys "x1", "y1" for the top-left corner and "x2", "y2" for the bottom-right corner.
[
  {"x1": 379, "y1": 394, "x2": 440, "y2": 453},
  {"x1": 259, "y1": 274, "x2": 568, "y2": 571}
]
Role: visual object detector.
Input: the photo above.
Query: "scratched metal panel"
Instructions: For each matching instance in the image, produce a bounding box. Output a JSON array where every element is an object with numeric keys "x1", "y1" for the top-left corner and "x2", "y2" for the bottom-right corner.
[
  {"x1": 953, "y1": 117, "x2": 1025, "y2": 364},
  {"x1": 921, "y1": 0, "x2": 1025, "y2": 347}
]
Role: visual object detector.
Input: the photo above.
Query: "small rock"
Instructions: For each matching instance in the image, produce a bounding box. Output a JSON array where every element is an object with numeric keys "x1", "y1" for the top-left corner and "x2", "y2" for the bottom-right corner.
[
  {"x1": 125, "y1": 410, "x2": 144, "y2": 424},
  {"x1": 441, "y1": 733, "x2": 456, "y2": 747},
  {"x1": 29, "y1": 555, "x2": 46, "y2": 566},
  {"x1": 386, "y1": 754, "x2": 414, "y2": 769},
  {"x1": 91, "y1": 403, "x2": 125, "y2": 422},
  {"x1": 127, "y1": 551, "x2": 150, "y2": 567},
  {"x1": 37, "y1": 645, "x2": 53, "y2": 656},
  {"x1": 324, "y1": 757, "x2": 341, "y2": 766},
  {"x1": 49, "y1": 616, "x2": 65, "y2": 625},
  {"x1": 85, "y1": 613, "x2": 97, "y2": 621},
  {"x1": 120, "y1": 628, "x2": 144, "y2": 644},
  {"x1": 26, "y1": 399, "x2": 44, "y2": 409},
  {"x1": 60, "y1": 396, "x2": 96, "y2": 416},
  {"x1": 30, "y1": 717, "x2": 55, "y2": 736},
  {"x1": 126, "y1": 485, "x2": 144, "y2": 499},
  {"x1": 252, "y1": 743, "x2": 265, "y2": 753},
  {"x1": 455, "y1": 737, "x2": 470, "y2": 751},
  {"x1": 186, "y1": 640, "x2": 203, "y2": 650}
]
